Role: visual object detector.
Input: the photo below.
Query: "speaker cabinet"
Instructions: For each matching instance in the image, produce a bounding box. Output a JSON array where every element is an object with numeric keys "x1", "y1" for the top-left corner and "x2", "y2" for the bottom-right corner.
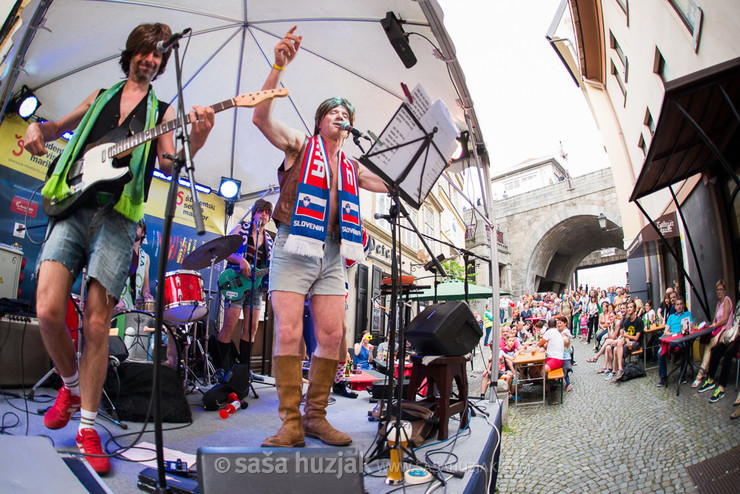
[
  {"x1": 0, "y1": 316, "x2": 51, "y2": 386},
  {"x1": 404, "y1": 301, "x2": 482, "y2": 356}
]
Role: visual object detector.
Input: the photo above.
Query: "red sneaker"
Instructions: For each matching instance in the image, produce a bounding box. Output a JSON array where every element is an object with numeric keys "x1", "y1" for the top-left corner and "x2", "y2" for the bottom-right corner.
[
  {"x1": 76, "y1": 428, "x2": 111, "y2": 474},
  {"x1": 43, "y1": 387, "x2": 81, "y2": 429}
]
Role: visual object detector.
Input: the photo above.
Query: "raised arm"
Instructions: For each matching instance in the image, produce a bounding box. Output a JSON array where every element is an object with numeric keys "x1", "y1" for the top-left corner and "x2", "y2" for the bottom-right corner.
[{"x1": 252, "y1": 26, "x2": 305, "y2": 158}]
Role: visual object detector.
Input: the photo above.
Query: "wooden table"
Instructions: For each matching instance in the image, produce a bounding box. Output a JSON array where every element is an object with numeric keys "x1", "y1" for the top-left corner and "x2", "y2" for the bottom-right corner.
[
  {"x1": 512, "y1": 348, "x2": 546, "y2": 406},
  {"x1": 642, "y1": 324, "x2": 665, "y2": 371},
  {"x1": 347, "y1": 370, "x2": 381, "y2": 391}
]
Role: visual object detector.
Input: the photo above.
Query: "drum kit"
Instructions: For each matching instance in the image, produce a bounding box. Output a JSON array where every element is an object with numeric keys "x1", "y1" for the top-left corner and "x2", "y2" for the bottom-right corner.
[{"x1": 115, "y1": 234, "x2": 243, "y2": 391}]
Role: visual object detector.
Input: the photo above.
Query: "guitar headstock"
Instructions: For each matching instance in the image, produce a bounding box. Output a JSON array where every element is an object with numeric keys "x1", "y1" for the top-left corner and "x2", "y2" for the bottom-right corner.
[{"x1": 234, "y1": 88, "x2": 289, "y2": 108}]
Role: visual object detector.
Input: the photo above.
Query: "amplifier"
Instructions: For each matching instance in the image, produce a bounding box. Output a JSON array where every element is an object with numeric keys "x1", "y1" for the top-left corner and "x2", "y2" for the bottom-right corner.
[
  {"x1": 0, "y1": 244, "x2": 22, "y2": 299},
  {"x1": 0, "y1": 315, "x2": 52, "y2": 386}
]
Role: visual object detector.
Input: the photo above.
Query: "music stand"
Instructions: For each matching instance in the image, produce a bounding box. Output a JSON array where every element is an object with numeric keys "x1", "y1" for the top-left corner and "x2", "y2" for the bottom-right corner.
[{"x1": 361, "y1": 103, "x2": 461, "y2": 482}]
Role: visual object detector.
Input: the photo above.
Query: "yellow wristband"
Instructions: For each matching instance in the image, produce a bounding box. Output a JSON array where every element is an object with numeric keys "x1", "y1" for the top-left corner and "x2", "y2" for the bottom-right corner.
[{"x1": 272, "y1": 63, "x2": 285, "y2": 71}]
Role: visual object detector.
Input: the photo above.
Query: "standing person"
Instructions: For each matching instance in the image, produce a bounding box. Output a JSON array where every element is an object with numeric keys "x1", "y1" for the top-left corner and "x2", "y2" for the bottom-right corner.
[
  {"x1": 212, "y1": 199, "x2": 273, "y2": 375},
  {"x1": 24, "y1": 23, "x2": 214, "y2": 474},
  {"x1": 252, "y1": 26, "x2": 388, "y2": 448},
  {"x1": 586, "y1": 295, "x2": 600, "y2": 344},
  {"x1": 560, "y1": 294, "x2": 573, "y2": 331},
  {"x1": 482, "y1": 304, "x2": 494, "y2": 345}
]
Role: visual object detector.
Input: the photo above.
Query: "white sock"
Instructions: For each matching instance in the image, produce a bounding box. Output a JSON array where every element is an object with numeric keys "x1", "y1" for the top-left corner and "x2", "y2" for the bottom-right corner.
[
  {"x1": 62, "y1": 372, "x2": 80, "y2": 397},
  {"x1": 78, "y1": 408, "x2": 97, "y2": 432}
]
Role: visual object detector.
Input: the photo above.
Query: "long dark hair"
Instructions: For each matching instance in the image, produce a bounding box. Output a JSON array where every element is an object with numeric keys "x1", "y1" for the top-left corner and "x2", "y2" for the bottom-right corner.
[
  {"x1": 313, "y1": 97, "x2": 355, "y2": 135},
  {"x1": 120, "y1": 23, "x2": 172, "y2": 80}
]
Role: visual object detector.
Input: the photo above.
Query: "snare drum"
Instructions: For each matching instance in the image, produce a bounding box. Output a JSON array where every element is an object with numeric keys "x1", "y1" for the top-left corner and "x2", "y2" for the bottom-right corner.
[
  {"x1": 135, "y1": 298, "x2": 156, "y2": 313},
  {"x1": 112, "y1": 309, "x2": 155, "y2": 361},
  {"x1": 163, "y1": 270, "x2": 207, "y2": 322}
]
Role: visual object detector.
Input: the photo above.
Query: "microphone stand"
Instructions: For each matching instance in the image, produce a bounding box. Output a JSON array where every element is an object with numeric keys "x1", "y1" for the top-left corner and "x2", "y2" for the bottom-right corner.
[{"x1": 145, "y1": 37, "x2": 205, "y2": 494}]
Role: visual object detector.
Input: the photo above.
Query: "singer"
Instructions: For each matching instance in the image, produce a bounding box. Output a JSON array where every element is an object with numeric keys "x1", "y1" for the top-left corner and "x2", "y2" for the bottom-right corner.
[
  {"x1": 212, "y1": 199, "x2": 274, "y2": 375},
  {"x1": 252, "y1": 26, "x2": 387, "y2": 448},
  {"x1": 22, "y1": 23, "x2": 213, "y2": 474}
]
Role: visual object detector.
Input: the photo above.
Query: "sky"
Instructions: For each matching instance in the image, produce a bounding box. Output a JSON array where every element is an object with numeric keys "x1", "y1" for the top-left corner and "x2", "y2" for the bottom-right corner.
[{"x1": 436, "y1": 0, "x2": 610, "y2": 177}]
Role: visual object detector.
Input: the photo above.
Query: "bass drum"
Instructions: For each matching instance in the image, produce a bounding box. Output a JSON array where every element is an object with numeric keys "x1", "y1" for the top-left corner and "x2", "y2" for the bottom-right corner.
[{"x1": 111, "y1": 309, "x2": 155, "y2": 362}]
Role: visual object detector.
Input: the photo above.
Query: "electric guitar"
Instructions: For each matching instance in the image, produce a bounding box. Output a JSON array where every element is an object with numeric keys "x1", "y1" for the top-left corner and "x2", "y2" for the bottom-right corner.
[
  {"x1": 218, "y1": 267, "x2": 270, "y2": 301},
  {"x1": 41, "y1": 88, "x2": 289, "y2": 219}
]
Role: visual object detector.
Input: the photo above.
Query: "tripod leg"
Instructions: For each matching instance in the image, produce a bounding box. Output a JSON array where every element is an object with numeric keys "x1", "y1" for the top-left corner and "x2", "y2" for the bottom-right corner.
[
  {"x1": 99, "y1": 387, "x2": 127, "y2": 430},
  {"x1": 28, "y1": 367, "x2": 57, "y2": 400}
]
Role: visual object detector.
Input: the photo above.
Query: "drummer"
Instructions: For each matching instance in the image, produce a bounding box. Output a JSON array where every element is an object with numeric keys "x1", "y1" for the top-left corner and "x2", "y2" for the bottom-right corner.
[
  {"x1": 115, "y1": 219, "x2": 177, "y2": 368},
  {"x1": 212, "y1": 199, "x2": 274, "y2": 375},
  {"x1": 117, "y1": 219, "x2": 152, "y2": 310}
]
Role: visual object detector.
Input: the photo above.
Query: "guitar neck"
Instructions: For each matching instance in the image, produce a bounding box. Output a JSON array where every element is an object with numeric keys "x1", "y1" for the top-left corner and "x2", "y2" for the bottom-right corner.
[
  {"x1": 108, "y1": 99, "x2": 234, "y2": 159},
  {"x1": 107, "y1": 87, "x2": 288, "y2": 160}
]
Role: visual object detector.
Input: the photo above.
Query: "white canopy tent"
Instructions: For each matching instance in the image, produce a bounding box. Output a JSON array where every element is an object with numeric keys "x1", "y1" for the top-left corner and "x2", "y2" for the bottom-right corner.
[{"x1": 0, "y1": 0, "x2": 489, "y2": 200}]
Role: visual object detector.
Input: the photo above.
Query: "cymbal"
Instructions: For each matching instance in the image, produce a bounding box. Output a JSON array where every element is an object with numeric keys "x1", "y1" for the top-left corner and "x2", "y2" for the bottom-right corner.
[{"x1": 182, "y1": 234, "x2": 243, "y2": 270}]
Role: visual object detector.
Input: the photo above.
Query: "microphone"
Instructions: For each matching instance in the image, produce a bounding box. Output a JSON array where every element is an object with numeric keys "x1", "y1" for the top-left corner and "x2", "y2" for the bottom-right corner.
[
  {"x1": 339, "y1": 122, "x2": 371, "y2": 141},
  {"x1": 156, "y1": 28, "x2": 191, "y2": 53},
  {"x1": 374, "y1": 212, "x2": 391, "y2": 221}
]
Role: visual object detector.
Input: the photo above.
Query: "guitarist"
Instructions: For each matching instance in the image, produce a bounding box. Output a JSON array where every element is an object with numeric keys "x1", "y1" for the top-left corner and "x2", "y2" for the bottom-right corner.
[
  {"x1": 213, "y1": 199, "x2": 274, "y2": 376},
  {"x1": 23, "y1": 23, "x2": 214, "y2": 474}
]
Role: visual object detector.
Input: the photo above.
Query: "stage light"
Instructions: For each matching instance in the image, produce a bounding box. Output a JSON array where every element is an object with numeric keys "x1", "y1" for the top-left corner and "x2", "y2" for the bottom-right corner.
[
  {"x1": 452, "y1": 131, "x2": 470, "y2": 161},
  {"x1": 8, "y1": 85, "x2": 41, "y2": 120},
  {"x1": 381, "y1": 11, "x2": 417, "y2": 69},
  {"x1": 219, "y1": 177, "x2": 241, "y2": 200}
]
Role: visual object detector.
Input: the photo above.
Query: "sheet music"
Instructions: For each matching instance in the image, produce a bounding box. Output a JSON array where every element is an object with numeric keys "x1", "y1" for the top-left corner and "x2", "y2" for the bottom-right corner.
[{"x1": 366, "y1": 85, "x2": 457, "y2": 208}]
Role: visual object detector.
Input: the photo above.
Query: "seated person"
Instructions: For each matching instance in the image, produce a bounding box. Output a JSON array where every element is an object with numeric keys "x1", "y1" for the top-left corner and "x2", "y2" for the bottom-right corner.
[
  {"x1": 530, "y1": 318, "x2": 565, "y2": 378},
  {"x1": 695, "y1": 281, "x2": 739, "y2": 404},
  {"x1": 353, "y1": 331, "x2": 374, "y2": 370},
  {"x1": 608, "y1": 300, "x2": 643, "y2": 382},
  {"x1": 481, "y1": 353, "x2": 514, "y2": 400},
  {"x1": 657, "y1": 296, "x2": 693, "y2": 387},
  {"x1": 501, "y1": 334, "x2": 520, "y2": 374},
  {"x1": 376, "y1": 337, "x2": 399, "y2": 362}
]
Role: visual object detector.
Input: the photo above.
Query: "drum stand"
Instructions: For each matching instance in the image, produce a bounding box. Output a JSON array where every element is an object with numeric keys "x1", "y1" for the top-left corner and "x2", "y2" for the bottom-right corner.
[{"x1": 182, "y1": 322, "x2": 217, "y2": 394}]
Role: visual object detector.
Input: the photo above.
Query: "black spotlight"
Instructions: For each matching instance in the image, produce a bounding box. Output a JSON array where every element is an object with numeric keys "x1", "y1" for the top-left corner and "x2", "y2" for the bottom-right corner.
[
  {"x1": 381, "y1": 11, "x2": 417, "y2": 69},
  {"x1": 8, "y1": 85, "x2": 41, "y2": 119}
]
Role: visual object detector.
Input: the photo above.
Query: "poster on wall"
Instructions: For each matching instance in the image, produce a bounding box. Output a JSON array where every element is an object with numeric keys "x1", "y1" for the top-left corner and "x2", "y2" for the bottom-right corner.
[{"x1": 0, "y1": 116, "x2": 229, "y2": 318}]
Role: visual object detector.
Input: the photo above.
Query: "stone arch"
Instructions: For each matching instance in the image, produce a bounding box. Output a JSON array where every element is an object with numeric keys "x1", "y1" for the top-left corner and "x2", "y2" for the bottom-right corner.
[{"x1": 520, "y1": 203, "x2": 623, "y2": 293}]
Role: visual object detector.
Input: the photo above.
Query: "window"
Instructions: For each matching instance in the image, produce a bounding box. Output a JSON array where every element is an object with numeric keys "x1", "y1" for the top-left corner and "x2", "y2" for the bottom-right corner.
[
  {"x1": 653, "y1": 47, "x2": 673, "y2": 83},
  {"x1": 667, "y1": 0, "x2": 701, "y2": 34},
  {"x1": 609, "y1": 30, "x2": 628, "y2": 83},
  {"x1": 424, "y1": 206, "x2": 435, "y2": 238},
  {"x1": 403, "y1": 217, "x2": 418, "y2": 251},
  {"x1": 610, "y1": 60, "x2": 627, "y2": 103},
  {"x1": 375, "y1": 194, "x2": 391, "y2": 232},
  {"x1": 644, "y1": 108, "x2": 655, "y2": 135},
  {"x1": 638, "y1": 134, "x2": 647, "y2": 157}
]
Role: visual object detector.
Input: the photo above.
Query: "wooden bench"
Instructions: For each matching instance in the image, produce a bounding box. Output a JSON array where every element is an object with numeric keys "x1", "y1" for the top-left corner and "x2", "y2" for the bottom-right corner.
[{"x1": 546, "y1": 368, "x2": 565, "y2": 405}]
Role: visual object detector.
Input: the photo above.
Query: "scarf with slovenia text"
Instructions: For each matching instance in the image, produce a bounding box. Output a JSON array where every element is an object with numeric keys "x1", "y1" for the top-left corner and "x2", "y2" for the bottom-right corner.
[{"x1": 284, "y1": 135, "x2": 364, "y2": 262}]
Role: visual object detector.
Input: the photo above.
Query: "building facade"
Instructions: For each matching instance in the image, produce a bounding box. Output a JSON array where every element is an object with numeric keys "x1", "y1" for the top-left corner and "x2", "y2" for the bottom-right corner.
[{"x1": 548, "y1": 0, "x2": 740, "y2": 319}]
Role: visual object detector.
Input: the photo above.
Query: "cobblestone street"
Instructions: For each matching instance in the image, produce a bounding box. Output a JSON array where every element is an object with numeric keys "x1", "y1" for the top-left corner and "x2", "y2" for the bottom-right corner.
[{"x1": 491, "y1": 338, "x2": 740, "y2": 493}]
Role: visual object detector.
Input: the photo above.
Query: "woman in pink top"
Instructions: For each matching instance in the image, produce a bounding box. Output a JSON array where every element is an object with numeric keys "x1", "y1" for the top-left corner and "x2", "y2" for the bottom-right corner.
[{"x1": 692, "y1": 280, "x2": 734, "y2": 387}]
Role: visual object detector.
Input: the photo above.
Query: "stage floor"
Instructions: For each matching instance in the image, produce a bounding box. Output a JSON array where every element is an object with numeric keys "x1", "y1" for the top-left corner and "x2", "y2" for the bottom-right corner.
[{"x1": 0, "y1": 373, "x2": 501, "y2": 493}]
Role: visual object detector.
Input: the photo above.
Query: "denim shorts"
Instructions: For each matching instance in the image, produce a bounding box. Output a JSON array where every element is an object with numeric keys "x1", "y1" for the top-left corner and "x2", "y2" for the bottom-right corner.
[
  {"x1": 37, "y1": 204, "x2": 137, "y2": 299},
  {"x1": 269, "y1": 224, "x2": 344, "y2": 296},
  {"x1": 224, "y1": 281, "x2": 264, "y2": 310}
]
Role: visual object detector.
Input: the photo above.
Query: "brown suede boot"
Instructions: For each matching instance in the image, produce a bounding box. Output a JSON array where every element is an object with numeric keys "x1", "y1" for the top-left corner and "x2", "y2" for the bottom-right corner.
[
  {"x1": 303, "y1": 356, "x2": 352, "y2": 446},
  {"x1": 261, "y1": 355, "x2": 305, "y2": 447}
]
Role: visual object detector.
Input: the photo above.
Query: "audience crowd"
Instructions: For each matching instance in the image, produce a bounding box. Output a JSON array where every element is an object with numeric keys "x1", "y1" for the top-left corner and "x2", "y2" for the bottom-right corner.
[{"x1": 488, "y1": 282, "x2": 740, "y2": 420}]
